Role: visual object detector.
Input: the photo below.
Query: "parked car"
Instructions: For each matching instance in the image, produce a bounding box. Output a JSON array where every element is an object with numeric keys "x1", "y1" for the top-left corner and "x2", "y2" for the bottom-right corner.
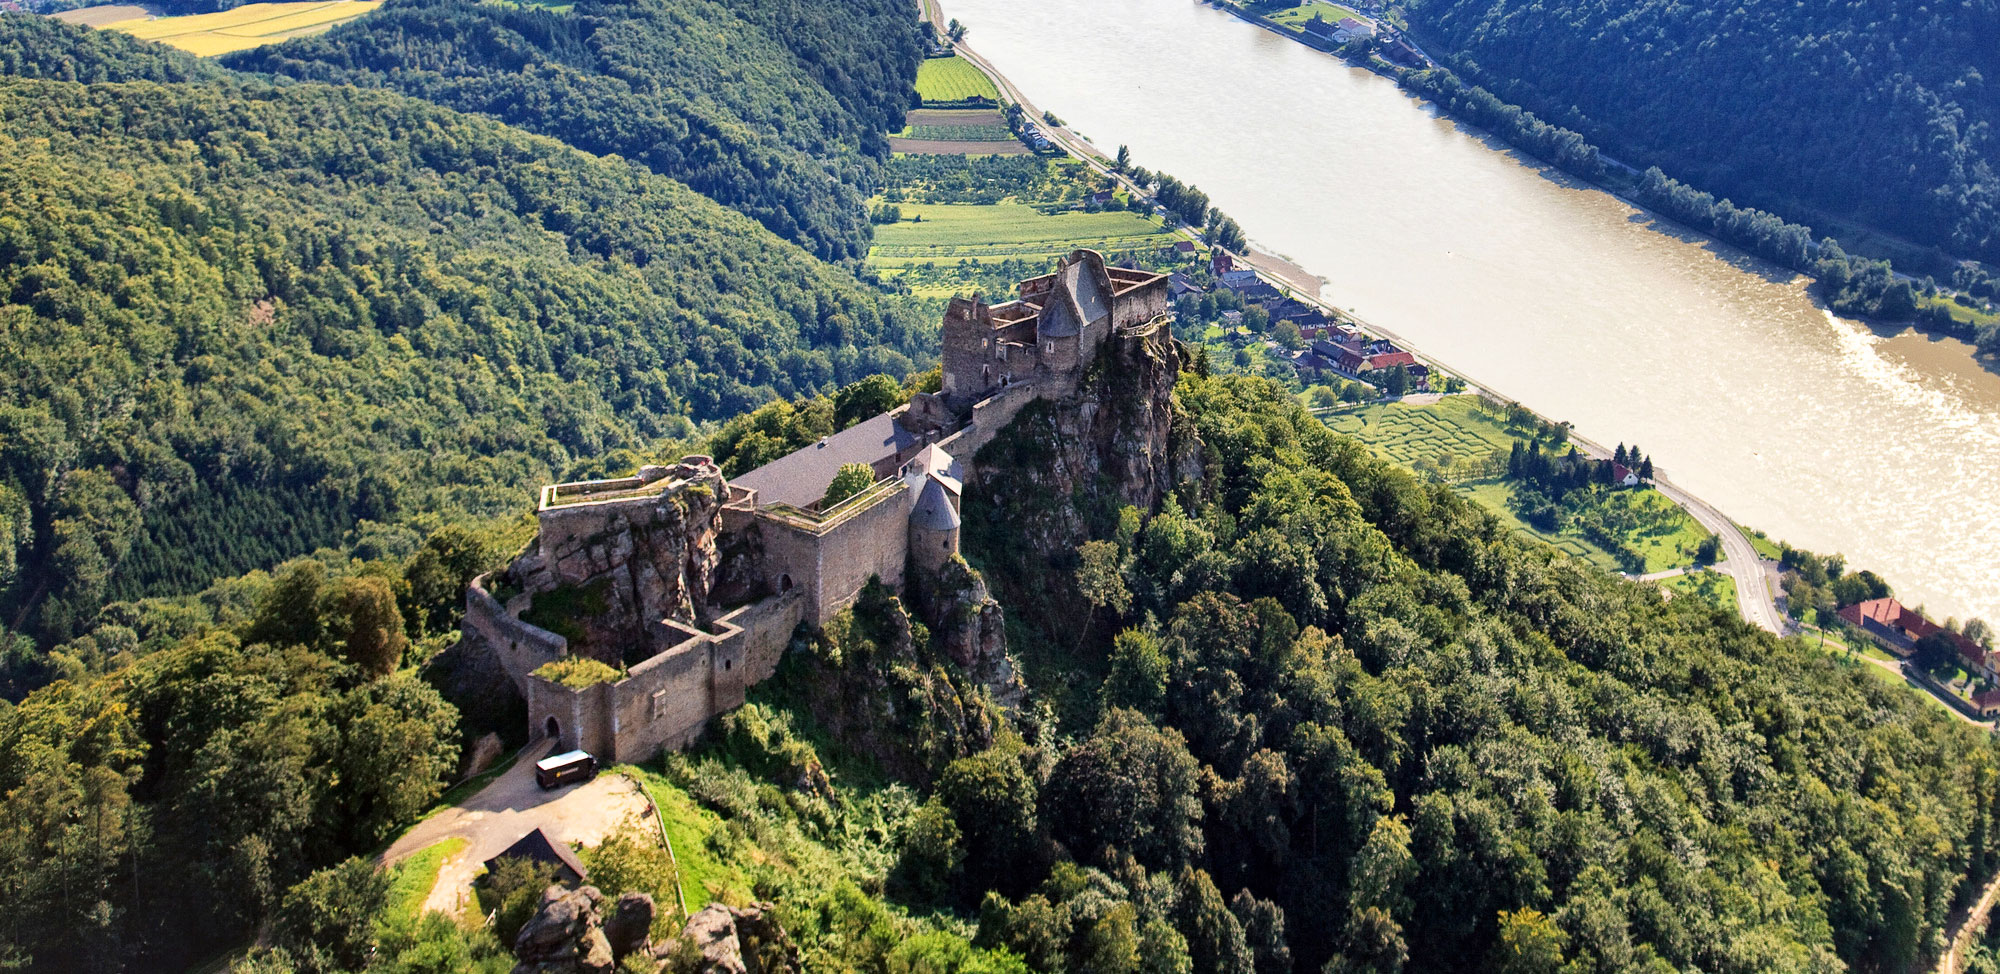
[{"x1": 535, "y1": 749, "x2": 597, "y2": 790}]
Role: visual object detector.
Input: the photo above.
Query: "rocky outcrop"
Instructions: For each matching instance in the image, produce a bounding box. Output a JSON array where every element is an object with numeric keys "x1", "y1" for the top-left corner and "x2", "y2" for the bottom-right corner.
[
  {"x1": 674, "y1": 902, "x2": 801, "y2": 974},
  {"x1": 916, "y1": 557, "x2": 1022, "y2": 712},
  {"x1": 513, "y1": 886, "x2": 615, "y2": 974},
  {"x1": 507, "y1": 483, "x2": 724, "y2": 666},
  {"x1": 967, "y1": 324, "x2": 1198, "y2": 575},
  {"x1": 770, "y1": 583, "x2": 1007, "y2": 785},
  {"x1": 968, "y1": 324, "x2": 1196, "y2": 559},
  {"x1": 604, "y1": 891, "x2": 657, "y2": 960},
  {"x1": 512, "y1": 886, "x2": 661, "y2": 974}
]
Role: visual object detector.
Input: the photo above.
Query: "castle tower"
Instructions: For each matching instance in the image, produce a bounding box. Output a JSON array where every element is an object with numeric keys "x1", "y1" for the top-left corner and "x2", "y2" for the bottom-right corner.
[{"x1": 908, "y1": 473, "x2": 962, "y2": 577}]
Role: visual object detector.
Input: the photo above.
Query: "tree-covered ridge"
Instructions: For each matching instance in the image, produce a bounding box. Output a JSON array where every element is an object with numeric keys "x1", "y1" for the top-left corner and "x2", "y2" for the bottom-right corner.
[
  {"x1": 0, "y1": 73, "x2": 927, "y2": 644},
  {"x1": 953, "y1": 372, "x2": 2000, "y2": 973},
  {"x1": 0, "y1": 12, "x2": 226, "y2": 83},
  {"x1": 223, "y1": 0, "x2": 923, "y2": 261},
  {"x1": 1405, "y1": 0, "x2": 2000, "y2": 263}
]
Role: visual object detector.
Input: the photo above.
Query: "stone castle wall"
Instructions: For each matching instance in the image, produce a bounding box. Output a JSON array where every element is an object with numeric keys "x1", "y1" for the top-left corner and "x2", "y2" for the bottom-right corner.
[
  {"x1": 526, "y1": 586, "x2": 810, "y2": 761},
  {"x1": 757, "y1": 487, "x2": 912, "y2": 626},
  {"x1": 464, "y1": 573, "x2": 567, "y2": 690},
  {"x1": 474, "y1": 253, "x2": 1168, "y2": 765}
]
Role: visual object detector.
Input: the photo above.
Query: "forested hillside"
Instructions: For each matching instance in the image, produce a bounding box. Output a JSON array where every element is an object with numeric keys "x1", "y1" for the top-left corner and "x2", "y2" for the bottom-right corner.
[
  {"x1": 225, "y1": 0, "x2": 923, "y2": 261},
  {"x1": 1405, "y1": 0, "x2": 2000, "y2": 263},
  {"x1": 947, "y1": 370, "x2": 2000, "y2": 974},
  {"x1": 0, "y1": 22, "x2": 928, "y2": 650}
]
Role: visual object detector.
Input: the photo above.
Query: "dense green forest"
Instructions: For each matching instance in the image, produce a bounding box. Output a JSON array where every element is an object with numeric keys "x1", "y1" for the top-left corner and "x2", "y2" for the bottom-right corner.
[
  {"x1": 946, "y1": 369, "x2": 2000, "y2": 974},
  {"x1": 63, "y1": 366, "x2": 1988, "y2": 974},
  {"x1": 0, "y1": 20, "x2": 929, "y2": 650},
  {"x1": 224, "y1": 0, "x2": 923, "y2": 261},
  {"x1": 1404, "y1": 0, "x2": 2000, "y2": 265}
]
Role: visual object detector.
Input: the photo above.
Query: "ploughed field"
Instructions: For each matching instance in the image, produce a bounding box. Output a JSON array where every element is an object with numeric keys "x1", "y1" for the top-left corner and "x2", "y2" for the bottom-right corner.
[
  {"x1": 96, "y1": 0, "x2": 381, "y2": 54},
  {"x1": 891, "y1": 108, "x2": 1029, "y2": 156}
]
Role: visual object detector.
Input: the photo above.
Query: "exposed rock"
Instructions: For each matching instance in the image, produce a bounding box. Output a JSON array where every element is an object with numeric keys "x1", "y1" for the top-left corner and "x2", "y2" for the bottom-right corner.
[
  {"x1": 918, "y1": 557, "x2": 1022, "y2": 712},
  {"x1": 771, "y1": 583, "x2": 1001, "y2": 784},
  {"x1": 512, "y1": 478, "x2": 724, "y2": 665},
  {"x1": 513, "y1": 885, "x2": 615, "y2": 974},
  {"x1": 603, "y1": 891, "x2": 657, "y2": 961},
  {"x1": 668, "y1": 902, "x2": 801, "y2": 974},
  {"x1": 964, "y1": 323, "x2": 1198, "y2": 629}
]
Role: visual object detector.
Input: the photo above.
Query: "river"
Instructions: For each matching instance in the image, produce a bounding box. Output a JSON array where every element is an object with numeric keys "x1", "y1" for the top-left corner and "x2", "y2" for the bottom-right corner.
[{"x1": 941, "y1": 0, "x2": 2000, "y2": 623}]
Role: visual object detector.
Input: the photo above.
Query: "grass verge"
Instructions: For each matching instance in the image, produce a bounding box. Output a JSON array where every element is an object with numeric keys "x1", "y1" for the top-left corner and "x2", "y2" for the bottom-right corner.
[
  {"x1": 619, "y1": 764, "x2": 751, "y2": 908},
  {"x1": 384, "y1": 837, "x2": 468, "y2": 923}
]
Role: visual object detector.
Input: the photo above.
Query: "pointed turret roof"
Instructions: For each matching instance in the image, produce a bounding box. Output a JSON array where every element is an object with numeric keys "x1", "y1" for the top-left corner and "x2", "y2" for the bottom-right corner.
[{"x1": 910, "y1": 474, "x2": 961, "y2": 531}]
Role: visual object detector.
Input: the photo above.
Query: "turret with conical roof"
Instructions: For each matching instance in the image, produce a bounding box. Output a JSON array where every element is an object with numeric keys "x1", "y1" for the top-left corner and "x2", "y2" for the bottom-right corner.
[{"x1": 908, "y1": 472, "x2": 961, "y2": 577}]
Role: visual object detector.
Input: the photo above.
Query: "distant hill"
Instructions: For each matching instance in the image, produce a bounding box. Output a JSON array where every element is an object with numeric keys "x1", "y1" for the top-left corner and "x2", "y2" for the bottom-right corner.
[
  {"x1": 224, "y1": 0, "x2": 924, "y2": 262},
  {"x1": 1406, "y1": 0, "x2": 2000, "y2": 263},
  {"x1": 0, "y1": 33, "x2": 928, "y2": 643}
]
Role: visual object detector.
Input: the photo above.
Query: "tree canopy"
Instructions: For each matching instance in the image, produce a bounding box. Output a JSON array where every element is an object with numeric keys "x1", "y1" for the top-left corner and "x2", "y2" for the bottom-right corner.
[{"x1": 1407, "y1": 0, "x2": 2000, "y2": 263}]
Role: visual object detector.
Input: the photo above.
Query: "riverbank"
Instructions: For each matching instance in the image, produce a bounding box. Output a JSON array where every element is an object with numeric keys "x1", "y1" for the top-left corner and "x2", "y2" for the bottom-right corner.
[
  {"x1": 1212, "y1": 0, "x2": 1999, "y2": 348},
  {"x1": 924, "y1": 2, "x2": 1797, "y2": 634}
]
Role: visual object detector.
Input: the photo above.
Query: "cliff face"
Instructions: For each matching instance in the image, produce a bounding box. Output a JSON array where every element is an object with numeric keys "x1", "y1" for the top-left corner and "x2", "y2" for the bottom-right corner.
[
  {"x1": 763, "y1": 581, "x2": 1015, "y2": 784},
  {"x1": 967, "y1": 323, "x2": 1201, "y2": 563},
  {"x1": 511, "y1": 484, "x2": 724, "y2": 666}
]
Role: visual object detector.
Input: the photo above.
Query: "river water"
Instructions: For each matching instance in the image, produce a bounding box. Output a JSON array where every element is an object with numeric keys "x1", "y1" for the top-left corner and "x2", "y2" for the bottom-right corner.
[{"x1": 944, "y1": 0, "x2": 2000, "y2": 622}]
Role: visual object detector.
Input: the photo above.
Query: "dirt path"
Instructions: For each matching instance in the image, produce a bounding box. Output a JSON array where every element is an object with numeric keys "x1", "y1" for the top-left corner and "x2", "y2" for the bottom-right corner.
[
  {"x1": 382, "y1": 740, "x2": 653, "y2": 918},
  {"x1": 1938, "y1": 869, "x2": 2000, "y2": 973}
]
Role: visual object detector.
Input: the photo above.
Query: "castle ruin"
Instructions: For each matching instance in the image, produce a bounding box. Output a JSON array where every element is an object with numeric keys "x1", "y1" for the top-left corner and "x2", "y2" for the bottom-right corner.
[{"x1": 459, "y1": 251, "x2": 1170, "y2": 762}]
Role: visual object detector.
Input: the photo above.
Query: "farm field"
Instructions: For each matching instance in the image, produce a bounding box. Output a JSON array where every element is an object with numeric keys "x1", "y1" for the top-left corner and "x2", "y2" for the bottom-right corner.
[
  {"x1": 1321, "y1": 396, "x2": 1710, "y2": 573},
  {"x1": 915, "y1": 55, "x2": 1000, "y2": 104},
  {"x1": 50, "y1": 3, "x2": 156, "y2": 25},
  {"x1": 890, "y1": 108, "x2": 1027, "y2": 155},
  {"x1": 1266, "y1": 1, "x2": 1368, "y2": 29},
  {"x1": 98, "y1": 0, "x2": 380, "y2": 55},
  {"x1": 870, "y1": 202, "x2": 1171, "y2": 261},
  {"x1": 1454, "y1": 479, "x2": 1622, "y2": 572},
  {"x1": 1319, "y1": 394, "x2": 1523, "y2": 472}
]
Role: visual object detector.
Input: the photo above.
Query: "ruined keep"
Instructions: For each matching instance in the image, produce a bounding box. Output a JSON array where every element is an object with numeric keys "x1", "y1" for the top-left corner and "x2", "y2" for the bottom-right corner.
[{"x1": 458, "y1": 251, "x2": 1171, "y2": 763}]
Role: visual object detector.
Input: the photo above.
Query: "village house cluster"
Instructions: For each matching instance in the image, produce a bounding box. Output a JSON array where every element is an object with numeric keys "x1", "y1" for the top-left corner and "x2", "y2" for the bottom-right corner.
[
  {"x1": 459, "y1": 251, "x2": 1171, "y2": 763},
  {"x1": 1174, "y1": 248, "x2": 1429, "y2": 386},
  {"x1": 1839, "y1": 597, "x2": 2000, "y2": 715}
]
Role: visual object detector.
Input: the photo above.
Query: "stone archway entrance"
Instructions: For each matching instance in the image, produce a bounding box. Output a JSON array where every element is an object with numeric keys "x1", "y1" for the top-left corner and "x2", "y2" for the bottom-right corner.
[{"x1": 544, "y1": 715, "x2": 561, "y2": 741}]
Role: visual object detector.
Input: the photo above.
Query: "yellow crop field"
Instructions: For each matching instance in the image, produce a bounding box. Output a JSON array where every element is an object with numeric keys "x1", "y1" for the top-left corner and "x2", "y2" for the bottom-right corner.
[{"x1": 99, "y1": 0, "x2": 380, "y2": 55}]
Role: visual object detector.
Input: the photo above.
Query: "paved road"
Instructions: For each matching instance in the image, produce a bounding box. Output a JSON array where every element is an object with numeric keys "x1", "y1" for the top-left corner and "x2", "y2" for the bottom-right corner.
[
  {"x1": 1940, "y1": 868, "x2": 2000, "y2": 973},
  {"x1": 1647, "y1": 479, "x2": 1784, "y2": 633},
  {"x1": 381, "y1": 739, "x2": 653, "y2": 917}
]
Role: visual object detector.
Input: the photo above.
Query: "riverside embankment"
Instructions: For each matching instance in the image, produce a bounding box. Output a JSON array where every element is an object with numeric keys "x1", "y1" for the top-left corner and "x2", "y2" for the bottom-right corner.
[{"x1": 937, "y1": 0, "x2": 2000, "y2": 624}]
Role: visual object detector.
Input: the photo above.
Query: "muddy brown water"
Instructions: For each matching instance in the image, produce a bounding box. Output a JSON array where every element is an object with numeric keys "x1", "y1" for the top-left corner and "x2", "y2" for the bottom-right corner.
[{"x1": 945, "y1": 0, "x2": 2000, "y2": 621}]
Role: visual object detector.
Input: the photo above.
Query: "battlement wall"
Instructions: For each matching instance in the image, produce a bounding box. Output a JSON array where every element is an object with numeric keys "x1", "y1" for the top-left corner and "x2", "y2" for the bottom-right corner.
[
  {"x1": 756, "y1": 482, "x2": 911, "y2": 626},
  {"x1": 936, "y1": 380, "x2": 1043, "y2": 476}
]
